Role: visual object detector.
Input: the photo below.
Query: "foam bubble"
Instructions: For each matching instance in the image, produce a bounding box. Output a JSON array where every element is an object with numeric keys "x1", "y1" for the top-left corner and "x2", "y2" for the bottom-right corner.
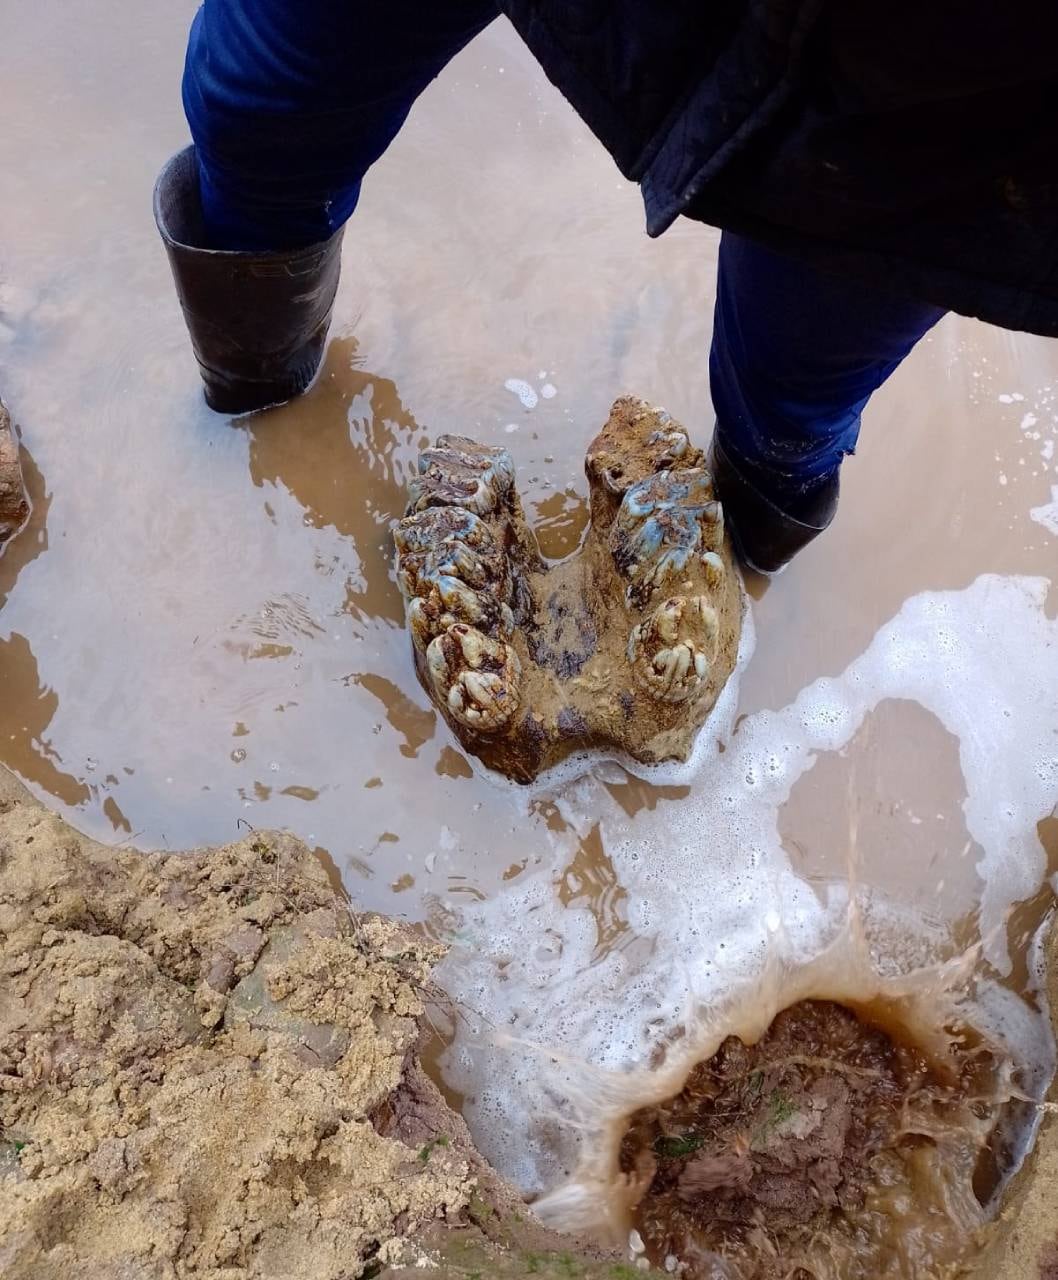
[
  {"x1": 1031, "y1": 486, "x2": 1058, "y2": 537},
  {"x1": 504, "y1": 377, "x2": 539, "y2": 410}
]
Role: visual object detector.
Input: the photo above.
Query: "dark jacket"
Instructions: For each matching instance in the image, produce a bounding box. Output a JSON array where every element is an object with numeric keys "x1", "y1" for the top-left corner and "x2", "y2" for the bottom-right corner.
[{"x1": 500, "y1": 0, "x2": 1058, "y2": 336}]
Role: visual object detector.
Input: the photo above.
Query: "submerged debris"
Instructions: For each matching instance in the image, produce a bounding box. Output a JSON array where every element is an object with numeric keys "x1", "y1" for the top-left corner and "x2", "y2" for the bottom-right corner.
[{"x1": 620, "y1": 1000, "x2": 1007, "y2": 1280}]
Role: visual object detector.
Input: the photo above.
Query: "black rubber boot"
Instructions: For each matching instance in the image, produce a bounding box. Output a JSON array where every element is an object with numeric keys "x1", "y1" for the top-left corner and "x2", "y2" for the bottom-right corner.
[
  {"x1": 153, "y1": 147, "x2": 344, "y2": 414},
  {"x1": 710, "y1": 435, "x2": 839, "y2": 575}
]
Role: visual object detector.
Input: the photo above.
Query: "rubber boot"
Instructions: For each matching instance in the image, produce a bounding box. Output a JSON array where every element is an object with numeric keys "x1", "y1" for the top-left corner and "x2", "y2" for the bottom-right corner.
[
  {"x1": 153, "y1": 147, "x2": 343, "y2": 414},
  {"x1": 710, "y1": 435, "x2": 839, "y2": 575}
]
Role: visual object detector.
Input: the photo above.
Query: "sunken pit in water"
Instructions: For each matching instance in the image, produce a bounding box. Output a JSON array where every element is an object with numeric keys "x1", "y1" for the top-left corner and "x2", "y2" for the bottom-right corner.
[{"x1": 618, "y1": 998, "x2": 1017, "y2": 1280}]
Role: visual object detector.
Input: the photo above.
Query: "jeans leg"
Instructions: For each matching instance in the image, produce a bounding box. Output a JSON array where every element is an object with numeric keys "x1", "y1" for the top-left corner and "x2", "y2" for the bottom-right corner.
[
  {"x1": 709, "y1": 232, "x2": 946, "y2": 499},
  {"x1": 182, "y1": 0, "x2": 500, "y2": 250}
]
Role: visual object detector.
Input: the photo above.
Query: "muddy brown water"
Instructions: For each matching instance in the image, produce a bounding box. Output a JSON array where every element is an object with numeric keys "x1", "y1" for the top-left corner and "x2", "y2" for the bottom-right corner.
[{"x1": 1, "y1": 1, "x2": 1058, "y2": 1258}]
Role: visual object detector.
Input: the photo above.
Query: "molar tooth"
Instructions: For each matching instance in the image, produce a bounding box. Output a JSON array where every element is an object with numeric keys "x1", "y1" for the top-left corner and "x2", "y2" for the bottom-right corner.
[
  {"x1": 463, "y1": 671, "x2": 495, "y2": 704},
  {"x1": 611, "y1": 468, "x2": 719, "y2": 604},
  {"x1": 426, "y1": 626, "x2": 521, "y2": 732},
  {"x1": 628, "y1": 594, "x2": 718, "y2": 703},
  {"x1": 702, "y1": 550, "x2": 724, "y2": 588}
]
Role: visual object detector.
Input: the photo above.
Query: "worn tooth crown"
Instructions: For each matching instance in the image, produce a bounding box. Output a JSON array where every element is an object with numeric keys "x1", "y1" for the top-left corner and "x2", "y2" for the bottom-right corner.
[
  {"x1": 392, "y1": 398, "x2": 742, "y2": 779},
  {"x1": 425, "y1": 624, "x2": 521, "y2": 731},
  {"x1": 610, "y1": 468, "x2": 724, "y2": 606},
  {"x1": 408, "y1": 436, "x2": 515, "y2": 516},
  {"x1": 702, "y1": 551, "x2": 725, "y2": 589},
  {"x1": 628, "y1": 595, "x2": 720, "y2": 704}
]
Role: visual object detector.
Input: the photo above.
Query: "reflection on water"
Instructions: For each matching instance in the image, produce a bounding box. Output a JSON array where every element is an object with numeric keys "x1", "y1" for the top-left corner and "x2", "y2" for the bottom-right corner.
[
  {"x1": 0, "y1": 0, "x2": 1056, "y2": 1229},
  {"x1": 246, "y1": 336, "x2": 420, "y2": 629},
  {"x1": 0, "y1": 442, "x2": 90, "y2": 806},
  {"x1": 0, "y1": 632, "x2": 90, "y2": 809}
]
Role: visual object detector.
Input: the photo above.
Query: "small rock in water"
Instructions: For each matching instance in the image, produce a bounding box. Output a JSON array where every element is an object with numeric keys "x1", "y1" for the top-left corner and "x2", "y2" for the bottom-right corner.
[{"x1": 0, "y1": 401, "x2": 30, "y2": 549}]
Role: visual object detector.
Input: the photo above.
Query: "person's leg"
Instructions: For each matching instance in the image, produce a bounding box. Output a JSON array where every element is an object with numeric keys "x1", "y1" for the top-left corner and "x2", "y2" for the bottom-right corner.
[
  {"x1": 183, "y1": 0, "x2": 500, "y2": 250},
  {"x1": 157, "y1": 0, "x2": 498, "y2": 412},
  {"x1": 708, "y1": 231, "x2": 945, "y2": 570}
]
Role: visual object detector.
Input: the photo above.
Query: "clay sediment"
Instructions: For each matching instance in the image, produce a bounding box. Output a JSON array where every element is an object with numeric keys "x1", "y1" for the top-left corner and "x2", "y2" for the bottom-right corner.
[{"x1": 1, "y1": 765, "x2": 1056, "y2": 1279}]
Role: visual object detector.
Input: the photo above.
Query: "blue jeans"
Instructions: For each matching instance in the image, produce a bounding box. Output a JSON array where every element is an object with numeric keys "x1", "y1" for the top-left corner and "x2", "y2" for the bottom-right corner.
[{"x1": 182, "y1": 0, "x2": 945, "y2": 494}]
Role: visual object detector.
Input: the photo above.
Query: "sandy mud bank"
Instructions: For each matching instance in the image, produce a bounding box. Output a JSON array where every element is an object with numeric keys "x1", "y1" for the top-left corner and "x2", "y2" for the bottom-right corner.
[{"x1": 0, "y1": 768, "x2": 641, "y2": 1280}]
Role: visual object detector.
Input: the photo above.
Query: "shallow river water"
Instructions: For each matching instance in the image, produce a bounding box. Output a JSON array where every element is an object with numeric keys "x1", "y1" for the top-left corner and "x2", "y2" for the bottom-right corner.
[{"x1": 2, "y1": 0, "x2": 1058, "y2": 1222}]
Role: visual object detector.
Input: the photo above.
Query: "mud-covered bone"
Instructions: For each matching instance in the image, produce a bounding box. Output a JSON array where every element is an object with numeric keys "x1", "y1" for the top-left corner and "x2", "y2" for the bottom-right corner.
[
  {"x1": 0, "y1": 402, "x2": 30, "y2": 550},
  {"x1": 628, "y1": 595, "x2": 720, "y2": 704},
  {"x1": 426, "y1": 623, "x2": 522, "y2": 731},
  {"x1": 584, "y1": 396, "x2": 709, "y2": 533},
  {"x1": 393, "y1": 398, "x2": 743, "y2": 782},
  {"x1": 610, "y1": 468, "x2": 724, "y2": 607},
  {"x1": 408, "y1": 435, "x2": 516, "y2": 516}
]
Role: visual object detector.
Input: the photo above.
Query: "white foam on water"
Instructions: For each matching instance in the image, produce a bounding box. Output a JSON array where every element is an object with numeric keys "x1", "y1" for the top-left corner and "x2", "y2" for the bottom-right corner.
[
  {"x1": 438, "y1": 574, "x2": 1058, "y2": 1196},
  {"x1": 504, "y1": 377, "x2": 539, "y2": 410},
  {"x1": 1031, "y1": 486, "x2": 1058, "y2": 537}
]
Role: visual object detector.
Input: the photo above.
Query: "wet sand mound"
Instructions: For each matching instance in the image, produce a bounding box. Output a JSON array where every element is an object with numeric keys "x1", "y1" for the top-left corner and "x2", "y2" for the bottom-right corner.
[
  {"x1": 0, "y1": 770, "x2": 634, "y2": 1280},
  {"x1": 621, "y1": 1000, "x2": 1003, "y2": 1279}
]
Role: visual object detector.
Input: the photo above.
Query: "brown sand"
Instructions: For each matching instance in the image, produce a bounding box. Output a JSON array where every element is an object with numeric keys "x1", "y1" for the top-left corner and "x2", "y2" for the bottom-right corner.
[{"x1": 0, "y1": 766, "x2": 472, "y2": 1278}]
